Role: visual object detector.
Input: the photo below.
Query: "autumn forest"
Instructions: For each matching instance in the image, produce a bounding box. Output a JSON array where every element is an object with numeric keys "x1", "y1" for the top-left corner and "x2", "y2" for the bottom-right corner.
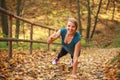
[{"x1": 0, "y1": 0, "x2": 120, "y2": 80}]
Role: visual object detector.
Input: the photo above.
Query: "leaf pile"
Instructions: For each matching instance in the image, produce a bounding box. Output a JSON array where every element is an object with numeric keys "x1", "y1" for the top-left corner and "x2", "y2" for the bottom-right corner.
[
  {"x1": 0, "y1": 48, "x2": 120, "y2": 80},
  {"x1": 105, "y1": 51, "x2": 120, "y2": 80}
]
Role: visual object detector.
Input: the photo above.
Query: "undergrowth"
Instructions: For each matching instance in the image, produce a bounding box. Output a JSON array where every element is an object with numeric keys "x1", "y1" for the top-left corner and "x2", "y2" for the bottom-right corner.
[{"x1": 111, "y1": 24, "x2": 120, "y2": 47}]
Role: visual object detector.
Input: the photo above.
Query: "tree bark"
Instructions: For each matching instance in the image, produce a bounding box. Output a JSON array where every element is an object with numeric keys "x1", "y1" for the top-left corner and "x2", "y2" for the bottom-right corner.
[
  {"x1": 86, "y1": 0, "x2": 91, "y2": 41},
  {"x1": 90, "y1": 0, "x2": 102, "y2": 38},
  {"x1": 0, "y1": 0, "x2": 8, "y2": 38},
  {"x1": 77, "y1": 0, "x2": 82, "y2": 35},
  {"x1": 15, "y1": 0, "x2": 22, "y2": 39},
  {"x1": 106, "y1": 0, "x2": 110, "y2": 11},
  {"x1": 112, "y1": 0, "x2": 115, "y2": 21}
]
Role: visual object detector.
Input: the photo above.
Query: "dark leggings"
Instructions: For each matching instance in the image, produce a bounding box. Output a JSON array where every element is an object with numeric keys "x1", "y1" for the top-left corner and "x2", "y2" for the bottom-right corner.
[{"x1": 57, "y1": 47, "x2": 73, "y2": 59}]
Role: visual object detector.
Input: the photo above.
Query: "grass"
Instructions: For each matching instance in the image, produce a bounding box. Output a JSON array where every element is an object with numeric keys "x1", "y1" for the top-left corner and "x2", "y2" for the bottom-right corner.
[
  {"x1": 111, "y1": 24, "x2": 120, "y2": 47},
  {"x1": 111, "y1": 53, "x2": 120, "y2": 79},
  {"x1": 12, "y1": 42, "x2": 61, "y2": 51},
  {"x1": 0, "y1": 42, "x2": 8, "y2": 49},
  {"x1": 81, "y1": 38, "x2": 89, "y2": 47},
  {"x1": 0, "y1": 41, "x2": 61, "y2": 53},
  {"x1": 0, "y1": 37, "x2": 90, "y2": 51},
  {"x1": 111, "y1": 53, "x2": 120, "y2": 63},
  {"x1": 117, "y1": 71, "x2": 120, "y2": 79}
]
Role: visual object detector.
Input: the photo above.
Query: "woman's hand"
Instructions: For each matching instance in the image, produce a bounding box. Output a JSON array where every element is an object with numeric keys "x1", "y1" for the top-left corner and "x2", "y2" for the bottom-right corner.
[
  {"x1": 70, "y1": 74, "x2": 77, "y2": 79},
  {"x1": 47, "y1": 29, "x2": 60, "y2": 44}
]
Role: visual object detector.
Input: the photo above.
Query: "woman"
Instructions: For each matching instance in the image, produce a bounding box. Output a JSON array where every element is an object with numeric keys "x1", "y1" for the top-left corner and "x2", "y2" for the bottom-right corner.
[{"x1": 47, "y1": 18, "x2": 81, "y2": 78}]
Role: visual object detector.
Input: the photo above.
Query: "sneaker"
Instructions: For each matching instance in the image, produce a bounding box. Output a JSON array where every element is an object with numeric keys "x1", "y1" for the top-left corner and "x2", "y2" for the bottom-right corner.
[
  {"x1": 70, "y1": 59, "x2": 74, "y2": 66},
  {"x1": 52, "y1": 58, "x2": 59, "y2": 65}
]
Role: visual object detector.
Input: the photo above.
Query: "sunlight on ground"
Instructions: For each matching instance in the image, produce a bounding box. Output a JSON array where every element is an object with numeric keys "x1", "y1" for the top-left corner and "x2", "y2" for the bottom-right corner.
[{"x1": 100, "y1": 10, "x2": 120, "y2": 21}]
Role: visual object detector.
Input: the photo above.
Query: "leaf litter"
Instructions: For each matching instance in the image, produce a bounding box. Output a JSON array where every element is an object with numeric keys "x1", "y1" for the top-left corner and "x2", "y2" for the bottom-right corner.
[{"x1": 0, "y1": 48, "x2": 120, "y2": 80}]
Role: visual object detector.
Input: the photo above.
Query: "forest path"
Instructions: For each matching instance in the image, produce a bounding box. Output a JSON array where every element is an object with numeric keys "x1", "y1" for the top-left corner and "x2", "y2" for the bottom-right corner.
[{"x1": 0, "y1": 48, "x2": 120, "y2": 80}]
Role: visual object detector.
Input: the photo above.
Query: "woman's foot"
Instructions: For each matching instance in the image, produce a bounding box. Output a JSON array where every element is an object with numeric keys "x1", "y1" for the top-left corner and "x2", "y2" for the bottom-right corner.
[{"x1": 52, "y1": 57, "x2": 59, "y2": 65}]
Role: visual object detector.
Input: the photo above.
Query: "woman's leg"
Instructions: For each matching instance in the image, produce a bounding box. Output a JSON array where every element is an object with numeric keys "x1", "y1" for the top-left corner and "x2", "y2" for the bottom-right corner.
[
  {"x1": 52, "y1": 47, "x2": 68, "y2": 64},
  {"x1": 57, "y1": 47, "x2": 68, "y2": 58}
]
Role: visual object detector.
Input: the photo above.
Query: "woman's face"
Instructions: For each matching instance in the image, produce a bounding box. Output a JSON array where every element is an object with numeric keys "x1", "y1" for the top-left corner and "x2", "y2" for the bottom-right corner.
[{"x1": 66, "y1": 21, "x2": 76, "y2": 35}]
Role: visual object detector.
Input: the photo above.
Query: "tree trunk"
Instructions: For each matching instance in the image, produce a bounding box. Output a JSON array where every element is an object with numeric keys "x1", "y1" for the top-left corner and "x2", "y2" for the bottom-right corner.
[
  {"x1": 86, "y1": 0, "x2": 91, "y2": 42},
  {"x1": 112, "y1": 0, "x2": 115, "y2": 21},
  {"x1": 91, "y1": 0, "x2": 95, "y2": 10},
  {"x1": 15, "y1": 0, "x2": 22, "y2": 39},
  {"x1": 69, "y1": 0, "x2": 72, "y2": 12},
  {"x1": 90, "y1": 0, "x2": 102, "y2": 39},
  {"x1": 106, "y1": 0, "x2": 110, "y2": 11},
  {"x1": 0, "y1": 0, "x2": 8, "y2": 38},
  {"x1": 77, "y1": 0, "x2": 82, "y2": 35}
]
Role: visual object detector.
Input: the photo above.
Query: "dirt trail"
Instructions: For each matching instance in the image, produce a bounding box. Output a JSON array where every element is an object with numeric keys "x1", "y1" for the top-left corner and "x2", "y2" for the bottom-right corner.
[{"x1": 0, "y1": 48, "x2": 120, "y2": 80}]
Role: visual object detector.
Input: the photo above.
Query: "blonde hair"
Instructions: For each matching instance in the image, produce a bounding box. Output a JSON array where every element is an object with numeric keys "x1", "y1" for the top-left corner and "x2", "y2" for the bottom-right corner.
[{"x1": 68, "y1": 18, "x2": 78, "y2": 30}]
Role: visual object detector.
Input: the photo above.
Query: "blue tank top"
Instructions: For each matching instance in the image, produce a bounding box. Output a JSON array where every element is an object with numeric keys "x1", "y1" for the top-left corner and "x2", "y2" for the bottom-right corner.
[{"x1": 60, "y1": 28, "x2": 81, "y2": 55}]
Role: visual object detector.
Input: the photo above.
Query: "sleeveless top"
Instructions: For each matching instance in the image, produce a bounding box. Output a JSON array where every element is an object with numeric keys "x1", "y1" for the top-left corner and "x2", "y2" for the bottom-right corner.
[{"x1": 60, "y1": 28, "x2": 81, "y2": 55}]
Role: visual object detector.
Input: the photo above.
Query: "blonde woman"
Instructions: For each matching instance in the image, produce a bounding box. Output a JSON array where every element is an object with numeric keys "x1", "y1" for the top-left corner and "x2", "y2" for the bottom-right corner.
[{"x1": 47, "y1": 18, "x2": 81, "y2": 78}]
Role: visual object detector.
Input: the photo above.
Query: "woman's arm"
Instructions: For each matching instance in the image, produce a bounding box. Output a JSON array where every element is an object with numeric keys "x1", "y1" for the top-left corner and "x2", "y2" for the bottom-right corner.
[
  {"x1": 71, "y1": 41, "x2": 81, "y2": 78},
  {"x1": 47, "y1": 29, "x2": 61, "y2": 44}
]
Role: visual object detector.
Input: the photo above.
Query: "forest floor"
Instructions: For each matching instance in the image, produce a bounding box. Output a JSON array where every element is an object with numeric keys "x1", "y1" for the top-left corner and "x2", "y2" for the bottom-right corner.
[
  {"x1": 1, "y1": 1, "x2": 120, "y2": 80},
  {"x1": 0, "y1": 48, "x2": 120, "y2": 80}
]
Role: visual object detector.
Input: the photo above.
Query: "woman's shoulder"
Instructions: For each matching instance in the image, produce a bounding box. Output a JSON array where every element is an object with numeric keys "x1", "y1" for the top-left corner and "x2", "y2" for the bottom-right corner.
[
  {"x1": 75, "y1": 32, "x2": 81, "y2": 40},
  {"x1": 60, "y1": 28, "x2": 67, "y2": 33},
  {"x1": 76, "y1": 32, "x2": 81, "y2": 36},
  {"x1": 60, "y1": 28, "x2": 66, "y2": 31}
]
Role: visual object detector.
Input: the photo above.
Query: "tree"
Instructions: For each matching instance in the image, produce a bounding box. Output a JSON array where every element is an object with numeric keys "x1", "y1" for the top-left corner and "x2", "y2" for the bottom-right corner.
[
  {"x1": 0, "y1": 0, "x2": 8, "y2": 38},
  {"x1": 77, "y1": 0, "x2": 82, "y2": 35},
  {"x1": 106, "y1": 0, "x2": 110, "y2": 11},
  {"x1": 15, "y1": 0, "x2": 22, "y2": 39},
  {"x1": 90, "y1": 0, "x2": 102, "y2": 38},
  {"x1": 106, "y1": 0, "x2": 116, "y2": 21},
  {"x1": 86, "y1": 0, "x2": 91, "y2": 41},
  {"x1": 112, "y1": 0, "x2": 116, "y2": 21}
]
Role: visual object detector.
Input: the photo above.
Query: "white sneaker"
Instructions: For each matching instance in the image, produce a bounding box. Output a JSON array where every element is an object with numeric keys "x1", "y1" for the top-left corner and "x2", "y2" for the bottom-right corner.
[{"x1": 52, "y1": 58, "x2": 59, "y2": 65}]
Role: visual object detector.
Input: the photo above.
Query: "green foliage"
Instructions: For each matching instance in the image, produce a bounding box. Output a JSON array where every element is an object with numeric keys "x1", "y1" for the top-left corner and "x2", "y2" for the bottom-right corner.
[
  {"x1": 12, "y1": 42, "x2": 61, "y2": 51},
  {"x1": 111, "y1": 24, "x2": 120, "y2": 47},
  {"x1": 13, "y1": 42, "x2": 45, "y2": 50},
  {"x1": 0, "y1": 42, "x2": 8, "y2": 48},
  {"x1": 54, "y1": 38, "x2": 61, "y2": 43},
  {"x1": 113, "y1": 37, "x2": 120, "y2": 47},
  {"x1": 101, "y1": 42, "x2": 107, "y2": 48},
  {"x1": 81, "y1": 39, "x2": 99, "y2": 48},
  {"x1": 81, "y1": 38, "x2": 86, "y2": 45},
  {"x1": 0, "y1": 33, "x2": 8, "y2": 38},
  {"x1": 110, "y1": 53, "x2": 120, "y2": 79},
  {"x1": 111, "y1": 57, "x2": 118, "y2": 63},
  {"x1": 13, "y1": 42, "x2": 29, "y2": 49},
  {"x1": 33, "y1": 43, "x2": 48, "y2": 50},
  {"x1": 111, "y1": 53, "x2": 120, "y2": 63},
  {"x1": 81, "y1": 38, "x2": 90, "y2": 47},
  {"x1": 117, "y1": 71, "x2": 120, "y2": 78},
  {"x1": 50, "y1": 45, "x2": 61, "y2": 51}
]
